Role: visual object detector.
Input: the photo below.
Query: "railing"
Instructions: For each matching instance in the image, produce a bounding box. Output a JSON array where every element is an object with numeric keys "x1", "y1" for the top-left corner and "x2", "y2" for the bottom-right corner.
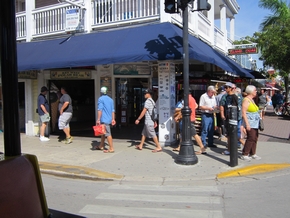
[
  {"x1": 92, "y1": 0, "x2": 159, "y2": 23},
  {"x1": 16, "y1": 1, "x2": 161, "y2": 40},
  {"x1": 16, "y1": 11, "x2": 26, "y2": 40},
  {"x1": 15, "y1": 1, "x2": 229, "y2": 54}
]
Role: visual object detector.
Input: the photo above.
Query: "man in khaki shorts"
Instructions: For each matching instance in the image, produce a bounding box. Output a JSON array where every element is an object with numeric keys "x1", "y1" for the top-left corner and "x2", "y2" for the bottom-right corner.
[{"x1": 38, "y1": 86, "x2": 50, "y2": 141}]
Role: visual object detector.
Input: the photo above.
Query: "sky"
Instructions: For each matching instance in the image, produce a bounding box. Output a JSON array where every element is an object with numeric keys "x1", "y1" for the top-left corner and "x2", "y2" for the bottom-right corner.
[{"x1": 234, "y1": 0, "x2": 271, "y2": 69}]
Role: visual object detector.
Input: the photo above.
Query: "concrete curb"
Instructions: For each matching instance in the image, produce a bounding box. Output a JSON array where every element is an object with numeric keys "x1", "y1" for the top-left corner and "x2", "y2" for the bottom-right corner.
[
  {"x1": 216, "y1": 163, "x2": 290, "y2": 179},
  {"x1": 39, "y1": 162, "x2": 124, "y2": 181}
]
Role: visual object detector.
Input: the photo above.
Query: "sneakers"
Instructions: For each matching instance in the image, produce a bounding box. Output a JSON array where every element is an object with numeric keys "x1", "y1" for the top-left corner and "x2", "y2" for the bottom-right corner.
[
  {"x1": 251, "y1": 154, "x2": 261, "y2": 160},
  {"x1": 39, "y1": 136, "x2": 50, "y2": 142},
  {"x1": 222, "y1": 150, "x2": 230, "y2": 155},
  {"x1": 240, "y1": 155, "x2": 252, "y2": 161},
  {"x1": 62, "y1": 136, "x2": 73, "y2": 144}
]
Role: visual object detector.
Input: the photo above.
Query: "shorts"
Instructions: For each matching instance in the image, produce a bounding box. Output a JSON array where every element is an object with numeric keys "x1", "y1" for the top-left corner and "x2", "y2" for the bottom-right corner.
[
  {"x1": 190, "y1": 122, "x2": 197, "y2": 136},
  {"x1": 216, "y1": 113, "x2": 223, "y2": 127},
  {"x1": 258, "y1": 105, "x2": 267, "y2": 112},
  {"x1": 179, "y1": 122, "x2": 196, "y2": 140},
  {"x1": 141, "y1": 124, "x2": 156, "y2": 138},
  {"x1": 103, "y1": 123, "x2": 112, "y2": 137},
  {"x1": 40, "y1": 113, "x2": 50, "y2": 123},
  {"x1": 58, "y1": 112, "x2": 72, "y2": 130}
]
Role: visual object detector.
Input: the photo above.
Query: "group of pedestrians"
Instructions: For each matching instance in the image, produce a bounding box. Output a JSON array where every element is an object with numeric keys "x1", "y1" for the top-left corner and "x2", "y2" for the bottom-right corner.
[
  {"x1": 37, "y1": 83, "x2": 264, "y2": 160},
  {"x1": 215, "y1": 83, "x2": 262, "y2": 160},
  {"x1": 37, "y1": 86, "x2": 73, "y2": 144}
]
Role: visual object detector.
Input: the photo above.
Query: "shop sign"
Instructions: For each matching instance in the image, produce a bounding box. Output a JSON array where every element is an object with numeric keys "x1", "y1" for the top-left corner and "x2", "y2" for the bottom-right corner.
[
  {"x1": 50, "y1": 70, "x2": 91, "y2": 79},
  {"x1": 114, "y1": 64, "x2": 151, "y2": 75},
  {"x1": 18, "y1": 70, "x2": 38, "y2": 79},
  {"x1": 228, "y1": 47, "x2": 258, "y2": 55}
]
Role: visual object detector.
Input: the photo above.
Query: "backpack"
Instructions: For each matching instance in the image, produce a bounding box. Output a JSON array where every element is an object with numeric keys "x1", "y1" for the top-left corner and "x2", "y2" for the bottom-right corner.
[{"x1": 149, "y1": 99, "x2": 158, "y2": 121}]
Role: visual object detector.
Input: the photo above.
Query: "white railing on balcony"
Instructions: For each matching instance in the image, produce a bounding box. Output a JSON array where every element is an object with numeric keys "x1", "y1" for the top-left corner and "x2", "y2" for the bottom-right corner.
[
  {"x1": 15, "y1": 1, "x2": 230, "y2": 55},
  {"x1": 16, "y1": 1, "x2": 160, "y2": 40},
  {"x1": 16, "y1": 11, "x2": 26, "y2": 40},
  {"x1": 91, "y1": 0, "x2": 160, "y2": 30}
]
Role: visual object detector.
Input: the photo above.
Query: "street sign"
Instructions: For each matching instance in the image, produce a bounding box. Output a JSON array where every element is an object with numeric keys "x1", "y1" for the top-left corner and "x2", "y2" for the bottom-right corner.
[
  {"x1": 65, "y1": 8, "x2": 80, "y2": 33},
  {"x1": 228, "y1": 47, "x2": 258, "y2": 55}
]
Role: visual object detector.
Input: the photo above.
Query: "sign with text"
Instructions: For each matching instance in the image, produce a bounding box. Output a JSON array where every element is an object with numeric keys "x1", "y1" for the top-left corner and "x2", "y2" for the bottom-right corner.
[
  {"x1": 158, "y1": 62, "x2": 176, "y2": 146},
  {"x1": 18, "y1": 70, "x2": 38, "y2": 79},
  {"x1": 228, "y1": 47, "x2": 258, "y2": 55},
  {"x1": 65, "y1": 8, "x2": 80, "y2": 32},
  {"x1": 50, "y1": 70, "x2": 91, "y2": 79}
]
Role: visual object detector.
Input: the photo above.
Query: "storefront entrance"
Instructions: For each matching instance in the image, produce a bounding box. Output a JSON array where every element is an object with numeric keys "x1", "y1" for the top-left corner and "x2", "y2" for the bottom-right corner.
[
  {"x1": 115, "y1": 78, "x2": 149, "y2": 126},
  {"x1": 48, "y1": 80, "x2": 95, "y2": 136}
]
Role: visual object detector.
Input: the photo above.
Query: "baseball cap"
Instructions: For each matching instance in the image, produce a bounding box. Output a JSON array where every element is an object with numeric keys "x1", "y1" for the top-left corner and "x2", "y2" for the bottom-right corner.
[
  {"x1": 100, "y1": 86, "x2": 108, "y2": 94},
  {"x1": 224, "y1": 82, "x2": 234, "y2": 88},
  {"x1": 41, "y1": 86, "x2": 48, "y2": 92},
  {"x1": 143, "y1": 89, "x2": 152, "y2": 95}
]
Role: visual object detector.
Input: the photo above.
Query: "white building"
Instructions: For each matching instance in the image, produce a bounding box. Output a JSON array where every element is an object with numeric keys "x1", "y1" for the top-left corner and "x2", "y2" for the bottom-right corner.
[{"x1": 10, "y1": 0, "x2": 251, "y2": 145}]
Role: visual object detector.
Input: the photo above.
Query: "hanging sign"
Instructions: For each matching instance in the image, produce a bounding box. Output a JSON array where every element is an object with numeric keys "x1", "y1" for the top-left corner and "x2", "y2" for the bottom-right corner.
[{"x1": 228, "y1": 47, "x2": 258, "y2": 55}]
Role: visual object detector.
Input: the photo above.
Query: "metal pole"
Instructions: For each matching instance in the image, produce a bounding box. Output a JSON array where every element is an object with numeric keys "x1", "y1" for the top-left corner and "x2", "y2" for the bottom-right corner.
[
  {"x1": 228, "y1": 106, "x2": 238, "y2": 167},
  {"x1": 0, "y1": 0, "x2": 21, "y2": 156},
  {"x1": 175, "y1": 3, "x2": 198, "y2": 165}
]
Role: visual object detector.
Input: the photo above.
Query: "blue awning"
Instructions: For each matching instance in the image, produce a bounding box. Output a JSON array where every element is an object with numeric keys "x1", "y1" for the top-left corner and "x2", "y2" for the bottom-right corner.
[{"x1": 17, "y1": 22, "x2": 252, "y2": 78}]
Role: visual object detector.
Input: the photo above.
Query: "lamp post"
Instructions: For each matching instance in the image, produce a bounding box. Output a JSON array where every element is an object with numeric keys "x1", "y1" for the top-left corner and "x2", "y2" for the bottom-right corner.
[
  {"x1": 164, "y1": 0, "x2": 211, "y2": 165},
  {"x1": 175, "y1": 2, "x2": 197, "y2": 165}
]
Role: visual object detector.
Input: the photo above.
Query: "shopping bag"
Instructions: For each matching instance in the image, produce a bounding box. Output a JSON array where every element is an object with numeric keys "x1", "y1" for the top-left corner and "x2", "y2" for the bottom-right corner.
[{"x1": 93, "y1": 124, "x2": 106, "y2": 136}]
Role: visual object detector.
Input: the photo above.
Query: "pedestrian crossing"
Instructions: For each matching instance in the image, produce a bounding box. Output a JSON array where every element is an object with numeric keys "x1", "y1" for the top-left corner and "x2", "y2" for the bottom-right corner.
[{"x1": 79, "y1": 184, "x2": 224, "y2": 218}]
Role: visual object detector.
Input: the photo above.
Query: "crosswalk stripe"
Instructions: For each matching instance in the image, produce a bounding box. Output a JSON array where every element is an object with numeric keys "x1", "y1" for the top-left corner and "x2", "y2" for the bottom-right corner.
[
  {"x1": 109, "y1": 184, "x2": 219, "y2": 192},
  {"x1": 96, "y1": 193, "x2": 220, "y2": 204},
  {"x1": 80, "y1": 205, "x2": 223, "y2": 218}
]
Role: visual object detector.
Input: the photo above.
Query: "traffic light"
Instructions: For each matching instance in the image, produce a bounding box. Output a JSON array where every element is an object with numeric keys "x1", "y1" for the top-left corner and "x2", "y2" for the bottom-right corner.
[
  {"x1": 196, "y1": 0, "x2": 211, "y2": 11},
  {"x1": 164, "y1": 0, "x2": 177, "y2": 14}
]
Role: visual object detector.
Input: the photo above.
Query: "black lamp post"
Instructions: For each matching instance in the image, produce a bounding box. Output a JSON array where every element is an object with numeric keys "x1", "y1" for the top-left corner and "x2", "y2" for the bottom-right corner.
[{"x1": 175, "y1": 1, "x2": 198, "y2": 165}]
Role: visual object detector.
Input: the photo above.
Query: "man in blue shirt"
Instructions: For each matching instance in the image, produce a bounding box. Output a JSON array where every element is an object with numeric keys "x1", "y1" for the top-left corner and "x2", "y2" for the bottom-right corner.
[{"x1": 95, "y1": 87, "x2": 116, "y2": 153}]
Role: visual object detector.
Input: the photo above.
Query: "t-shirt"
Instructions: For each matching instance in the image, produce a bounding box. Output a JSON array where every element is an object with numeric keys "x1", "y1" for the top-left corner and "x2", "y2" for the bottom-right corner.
[
  {"x1": 37, "y1": 94, "x2": 49, "y2": 116},
  {"x1": 97, "y1": 95, "x2": 115, "y2": 124},
  {"x1": 258, "y1": 93, "x2": 267, "y2": 106},
  {"x1": 189, "y1": 95, "x2": 197, "y2": 122},
  {"x1": 220, "y1": 94, "x2": 239, "y2": 119},
  {"x1": 58, "y1": 93, "x2": 73, "y2": 113},
  {"x1": 144, "y1": 98, "x2": 155, "y2": 125}
]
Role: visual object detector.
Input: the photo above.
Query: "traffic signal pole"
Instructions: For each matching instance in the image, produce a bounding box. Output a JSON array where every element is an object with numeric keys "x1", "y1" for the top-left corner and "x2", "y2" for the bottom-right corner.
[{"x1": 175, "y1": 3, "x2": 198, "y2": 165}]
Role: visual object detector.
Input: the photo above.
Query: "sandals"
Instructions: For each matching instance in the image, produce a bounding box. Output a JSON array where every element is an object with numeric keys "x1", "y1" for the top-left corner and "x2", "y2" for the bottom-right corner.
[
  {"x1": 172, "y1": 148, "x2": 180, "y2": 152},
  {"x1": 135, "y1": 145, "x2": 142, "y2": 150},
  {"x1": 103, "y1": 150, "x2": 114, "y2": 153},
  {"x1": 92, "y1": 145, "x2": 104, "y2": 150}
]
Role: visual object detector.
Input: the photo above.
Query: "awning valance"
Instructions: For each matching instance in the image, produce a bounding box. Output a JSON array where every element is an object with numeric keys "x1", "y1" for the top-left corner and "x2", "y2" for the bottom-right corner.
[{"x1": 17, "y1": 22, "x2": 253, "y2": 78}]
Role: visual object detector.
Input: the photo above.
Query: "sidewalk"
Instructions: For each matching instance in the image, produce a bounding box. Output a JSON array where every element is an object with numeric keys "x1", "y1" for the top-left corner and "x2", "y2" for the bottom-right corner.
[
  {"x1": 1, "y1": 109, "x2": 290, "y2": 181},
  {"x1": 1, "y1": 130, "x2": 290, "y2": 181}
]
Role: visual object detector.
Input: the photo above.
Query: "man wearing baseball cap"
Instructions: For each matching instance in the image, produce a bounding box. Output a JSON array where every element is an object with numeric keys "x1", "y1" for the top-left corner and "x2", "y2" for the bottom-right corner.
[
  {"x1": 220, "y1": 82, "x2": 242, "y2": 155},
  {"x1": 135, "y1": 88, "x2": 162, "y2": 153},
  {"x1": 95, "y1": 86, "x2": 116, "y2": 153}
]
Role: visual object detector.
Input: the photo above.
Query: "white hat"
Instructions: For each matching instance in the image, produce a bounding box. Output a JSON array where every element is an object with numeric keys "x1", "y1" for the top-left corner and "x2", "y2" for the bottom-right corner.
[{"x1": 100, "y1": 87, "x2": 107, "y2": 94}]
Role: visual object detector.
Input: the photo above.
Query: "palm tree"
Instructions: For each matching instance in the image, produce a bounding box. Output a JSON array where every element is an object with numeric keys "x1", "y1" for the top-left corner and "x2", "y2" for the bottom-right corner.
[
  {"x1": 258, "y1": 0, "x2": 290, "y2": 99},
  {"x1": 259, "y1": 0, "x2": 290, "y2": 31}
]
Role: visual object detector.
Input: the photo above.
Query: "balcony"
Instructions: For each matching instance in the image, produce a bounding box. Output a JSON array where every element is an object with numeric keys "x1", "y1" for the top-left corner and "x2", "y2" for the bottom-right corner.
[{"x1": 16, "y1": 0, "x2": 235, "y2": 53}]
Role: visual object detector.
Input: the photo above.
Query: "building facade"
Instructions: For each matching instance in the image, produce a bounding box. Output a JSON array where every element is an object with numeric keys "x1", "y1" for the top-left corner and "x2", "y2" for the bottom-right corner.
[{"x1": 7, "y1": 0, "x2": 248, "y2": 146}]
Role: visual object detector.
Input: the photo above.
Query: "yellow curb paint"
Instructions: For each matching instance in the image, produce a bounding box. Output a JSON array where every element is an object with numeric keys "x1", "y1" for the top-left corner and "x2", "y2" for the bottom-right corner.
[
  {"x1": 217, "y1": 163, "x2": 290, "y2": 179},
  {"x1": 39, "y1": 162, "x2": 123, "y2": 180}
]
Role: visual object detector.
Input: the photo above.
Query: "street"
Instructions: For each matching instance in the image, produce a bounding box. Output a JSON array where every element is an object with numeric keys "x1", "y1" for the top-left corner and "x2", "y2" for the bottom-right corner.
[{"x1": 43, "y1": 168, "x2": 290, "y2": 218}]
